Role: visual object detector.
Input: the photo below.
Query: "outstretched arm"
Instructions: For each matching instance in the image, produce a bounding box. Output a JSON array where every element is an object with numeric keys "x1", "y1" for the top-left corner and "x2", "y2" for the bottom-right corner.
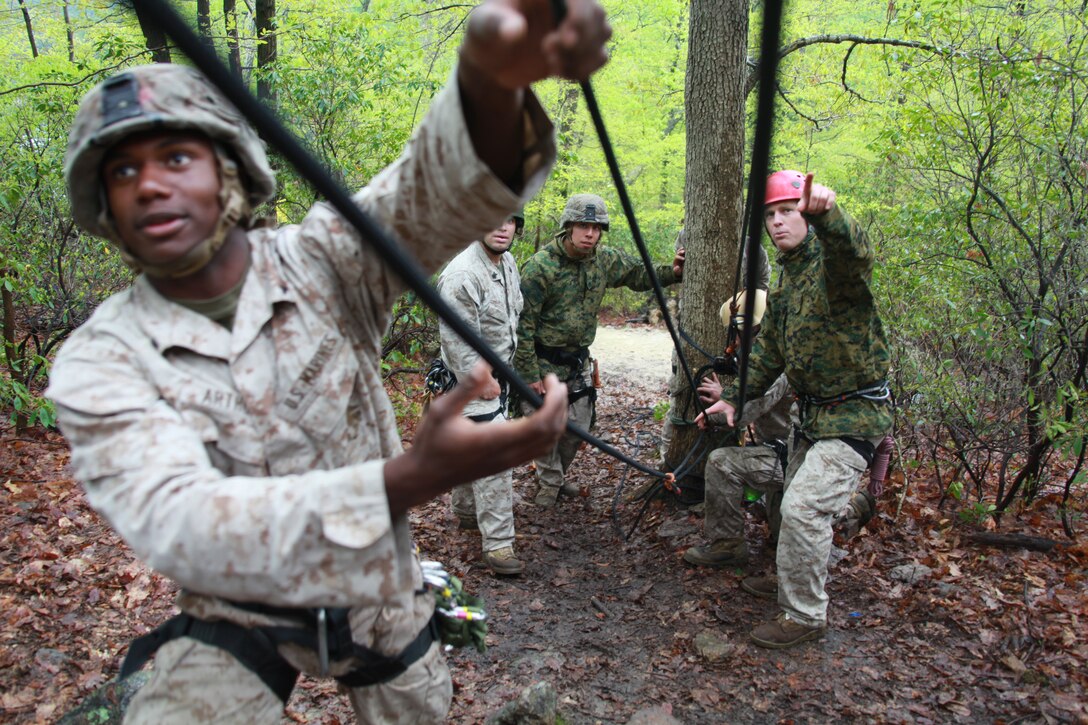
[
  {"x1": 385, "y1": 364, "x2": 568, "y2": 515},
  {"x1": 458, "y1": 0, "x2": 611, "y2": 189}
]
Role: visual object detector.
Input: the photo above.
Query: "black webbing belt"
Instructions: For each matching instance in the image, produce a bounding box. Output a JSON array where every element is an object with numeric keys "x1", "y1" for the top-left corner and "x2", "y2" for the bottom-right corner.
[
  {"x1": 534, "y1": 341, "x2": 590, "y2": 374},
  {"x1": 534, "y1": 342, "x2": 597, "y2": 405},
  {"x1": 120, "y1": 607, "x2": 439, "y2": 703},
  {"x1": 468, "y1": 380, "x2": 509, "y2": 422}
]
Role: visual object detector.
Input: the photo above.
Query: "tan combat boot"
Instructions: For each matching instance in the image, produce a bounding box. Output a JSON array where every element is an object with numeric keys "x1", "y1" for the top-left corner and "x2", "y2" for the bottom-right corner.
[
  {"x1": 750, "y1": 612, "x2": 826, "y2": 649},
  {"x1": 836, "y1": 490, "x2": 876, "y2": 539},
  {"x1": 534, "y1": 485, "x2": 560, "y2": 508},
  {"x1": 682, "y1": 538, "x2": 749, "y2": 567},
  {"x1": 483, "y1": 546, "x2": 524, "y2": 576}
]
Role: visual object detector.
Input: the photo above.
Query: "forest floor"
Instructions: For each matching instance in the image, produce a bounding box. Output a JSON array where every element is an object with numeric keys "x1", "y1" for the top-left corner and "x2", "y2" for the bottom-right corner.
[{"x1": 2, "y1": 325, "x2": 1088, "y2": 724}]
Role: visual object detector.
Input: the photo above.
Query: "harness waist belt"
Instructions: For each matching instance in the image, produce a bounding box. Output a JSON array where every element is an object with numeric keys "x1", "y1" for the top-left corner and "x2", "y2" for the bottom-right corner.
[
  {"x1": 120, "y1": 605, "x2": 439, "y2": 701},
  {"x1": 534, "y1": 341, "x2": 590, "y2": 374},
  {"x1": 800, "y1": 380, "x2": 891, "y2": 408}
]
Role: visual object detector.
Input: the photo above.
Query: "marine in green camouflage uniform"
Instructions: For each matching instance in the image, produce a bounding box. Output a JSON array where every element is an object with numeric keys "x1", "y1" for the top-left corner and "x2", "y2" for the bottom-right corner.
[
  {"x1": 702, "y1": 171, "x2": 892, "y2": 649},
  {"x1": 515, "y1": 194, "x2": 685, "y2": 506}
]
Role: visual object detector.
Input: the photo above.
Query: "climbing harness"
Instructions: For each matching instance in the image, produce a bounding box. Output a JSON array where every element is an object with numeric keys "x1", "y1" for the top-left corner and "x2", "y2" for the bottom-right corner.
[
  {"x1": 120, "y1": 605, "x2": 440, "y2": 702},
  {"x1": 799, "y1": 380, "x2": 892, "y2": 410}
]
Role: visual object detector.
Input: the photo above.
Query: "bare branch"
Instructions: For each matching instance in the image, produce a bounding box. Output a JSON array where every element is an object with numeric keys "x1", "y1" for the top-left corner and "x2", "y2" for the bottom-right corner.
[
  {"x1": 0, "y1": 55, "x2": 149, "y2": 98},
  {"x1": 745, "y1": 34, "x2": 946, "y2": 96}
]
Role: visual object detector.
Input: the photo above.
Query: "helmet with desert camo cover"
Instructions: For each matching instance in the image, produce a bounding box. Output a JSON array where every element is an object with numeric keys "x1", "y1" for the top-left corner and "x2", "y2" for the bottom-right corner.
[{"x1": 64, "y1": 64, "x2": 276, "y2": 277}]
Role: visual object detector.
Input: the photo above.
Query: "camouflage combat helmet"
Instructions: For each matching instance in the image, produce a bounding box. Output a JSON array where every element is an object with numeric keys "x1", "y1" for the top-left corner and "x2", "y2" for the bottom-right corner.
[
  {"x1": 511, "y1": 208, "x2": 525, "y2": 234},
  {"x1": 559, "y1": 194, "x2": 609, "y2": 231},
  {"x1": 65, "y1": 64, "x2": 276, "y2": 277}
]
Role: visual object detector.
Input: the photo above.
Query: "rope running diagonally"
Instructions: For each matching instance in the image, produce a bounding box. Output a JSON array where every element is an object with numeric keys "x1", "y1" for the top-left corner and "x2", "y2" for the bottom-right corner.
[
  {"x1": 135, "y1": 0, "x2": 787, "y2": 507},
  {"x1": 136, "y1": 0, "x2": 667, "y2": 480}
]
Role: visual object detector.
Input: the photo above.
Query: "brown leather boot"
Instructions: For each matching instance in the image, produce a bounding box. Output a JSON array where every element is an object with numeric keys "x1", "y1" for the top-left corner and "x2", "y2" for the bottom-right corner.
[
  {"x1": 741, "y1": 574, "x2": 778, "y2": 600},
  {"x1": 750, "y1": 612, "x2": 825, "y2": 649},
  {"x1": 682, "y1": 538, "x2": 749, "y2": 567}
]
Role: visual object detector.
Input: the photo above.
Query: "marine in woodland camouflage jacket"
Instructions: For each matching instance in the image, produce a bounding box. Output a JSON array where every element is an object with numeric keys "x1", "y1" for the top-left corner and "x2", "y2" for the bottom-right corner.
[
  {"x1": 724, "y1": 206, "x2": 892, "y2": 440},
  {"x1": 514, "y1": 235, "x2": 678, "y2": 382}
]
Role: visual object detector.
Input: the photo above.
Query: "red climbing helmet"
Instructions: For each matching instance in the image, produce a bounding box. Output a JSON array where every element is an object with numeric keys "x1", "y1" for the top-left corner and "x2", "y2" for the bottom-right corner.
[{"x1": 764, "y1": 170, "x2": 805, "y2": 206}]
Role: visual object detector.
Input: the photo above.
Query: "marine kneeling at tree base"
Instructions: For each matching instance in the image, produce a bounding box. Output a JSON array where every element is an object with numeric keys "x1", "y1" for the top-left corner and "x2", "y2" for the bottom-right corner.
[
  {"x1": 698, "y1": 170, "x2": 893, "y2": 650},
  {"x1": 685, "y1": 370, "x2": 880, "y2": 570},
  {"x1": 45, "y1": 1, "x2": 616, "y2": 720}
]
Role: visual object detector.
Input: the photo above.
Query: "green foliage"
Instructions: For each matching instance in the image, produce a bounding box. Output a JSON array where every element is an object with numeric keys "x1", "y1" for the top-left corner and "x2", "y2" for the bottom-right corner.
[
  {"x1": 1, "y1": 377, "x2": 56, "y2": 428},
  {"x1": 946, "y1": 479, "x2": 964, "y2": 501},
  {"x1": 958, "y1": 501, "x2": 997, "y2": 527},
  {"x1": 382, "y1": 293, "x2": 437, "y2": 374},
  {"x1": 653, "y1": 399, "x2": 670, "y2": 422}
]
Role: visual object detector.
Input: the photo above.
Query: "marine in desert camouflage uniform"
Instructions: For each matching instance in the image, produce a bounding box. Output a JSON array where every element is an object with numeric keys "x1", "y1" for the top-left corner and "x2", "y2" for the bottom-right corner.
[
  {"x1": 699, "y1": 171, "x2": 892, "y2": 650},
  {"x1": 514, "y1": 193, "x2": 685, "y2": 506},
  {"x1": 46, "y1": 2, "x2": 612, "y2": 721},
  {"x1": 437, "y1": 213, "x2": 525, "y2": 576}
]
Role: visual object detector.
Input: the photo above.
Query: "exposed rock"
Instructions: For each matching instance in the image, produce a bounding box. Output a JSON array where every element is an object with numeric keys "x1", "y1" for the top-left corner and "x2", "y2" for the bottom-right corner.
[
  {"x1": 486, "y1": 681, "x2": 558, "y2": 725},
  {"x1": 57, "y1": 673, "x2": 151, "y2": 725},
  {"x1": 657, "y1": 515, "x2": 699, "y2": 539},
  {"x1": 693, "y1": 629, "x2": 736, "y2": 662},
  {"x1": 627, "y1": 705, "x2": 683, "y2": 725},
  {"x1": 889, "y1": 562, "x2": 933, "y2": 584}
]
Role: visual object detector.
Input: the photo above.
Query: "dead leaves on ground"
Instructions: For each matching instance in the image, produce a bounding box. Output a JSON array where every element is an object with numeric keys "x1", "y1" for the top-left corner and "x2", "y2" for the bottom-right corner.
[{"x1": 2, "y1": 372, "x2": 1087, "y2": 723}]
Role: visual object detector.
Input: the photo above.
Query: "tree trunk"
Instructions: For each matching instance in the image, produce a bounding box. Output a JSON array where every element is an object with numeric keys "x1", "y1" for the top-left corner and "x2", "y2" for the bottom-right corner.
[
  {"x1": 63, "y1": 1, "x2": 75, "y2": 62},
  {"x1": 133, "y1": 1, "x2": 172, "y2": 62},
  {"x1": 2, "y1": 270, "x2": 16, "y2": 377},
  {"x1": 224, "y1": 0, "x2": 243, "y2": 79},
  {"x1": 662, "y1": 0, "x2": 749, "y2": 477},
  {"x1": 1, "y1": 270, "x2": 27, "y2": 433},
  {"x1": 17, "y1": 0, "x2": 38, "y2": 58},
  {"x1": 197, "y1": 0, "x2": 214, "y2": 50},
  {"x1": 256, "y1": 0, "x2": 277, "y2": 105}
]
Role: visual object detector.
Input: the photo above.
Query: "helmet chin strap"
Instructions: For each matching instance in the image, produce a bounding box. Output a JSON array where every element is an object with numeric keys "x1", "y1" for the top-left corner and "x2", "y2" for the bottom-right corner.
[
  {"x1": 98, "y1": 147, "x2": 253, "y2": 279},
  {"x1": 481, "y1": 239, "x2": 509, "y2": 256}
]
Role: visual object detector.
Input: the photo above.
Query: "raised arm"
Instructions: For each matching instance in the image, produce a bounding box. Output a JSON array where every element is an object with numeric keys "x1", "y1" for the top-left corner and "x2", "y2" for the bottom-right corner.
[{"x1": 458, "y1": 0, "x2": 611, "y2": 189}]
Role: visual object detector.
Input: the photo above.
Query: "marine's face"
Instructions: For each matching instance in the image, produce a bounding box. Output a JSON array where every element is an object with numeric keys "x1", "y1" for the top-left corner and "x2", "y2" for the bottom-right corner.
[
  {"x1": 764, "y1": 200, "x2": 809, "y2": 252},
  {"x1": 481, "y1": 217, "x2": 518, "y2": 257},
  {"x1": 102, "y1": 131, "x2": 223, "y2": 266},
  {"x1": 564, "y1": 221, "x2": 602, "y2": 258}
]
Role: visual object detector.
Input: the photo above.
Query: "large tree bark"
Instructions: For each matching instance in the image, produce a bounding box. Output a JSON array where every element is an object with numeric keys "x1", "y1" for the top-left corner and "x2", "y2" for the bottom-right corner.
[
  {"x1": 255, "y1": 0, "x2": 277, "y2": 104},
  {"x1": 662, "y1": 0, "x2": 749, "y2": 477}
]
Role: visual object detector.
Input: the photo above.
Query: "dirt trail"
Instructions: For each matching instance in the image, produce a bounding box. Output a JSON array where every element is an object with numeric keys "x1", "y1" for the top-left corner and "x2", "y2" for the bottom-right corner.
[{"x1": 590, "y1": 325, "x2": 674, "y2": 391}]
